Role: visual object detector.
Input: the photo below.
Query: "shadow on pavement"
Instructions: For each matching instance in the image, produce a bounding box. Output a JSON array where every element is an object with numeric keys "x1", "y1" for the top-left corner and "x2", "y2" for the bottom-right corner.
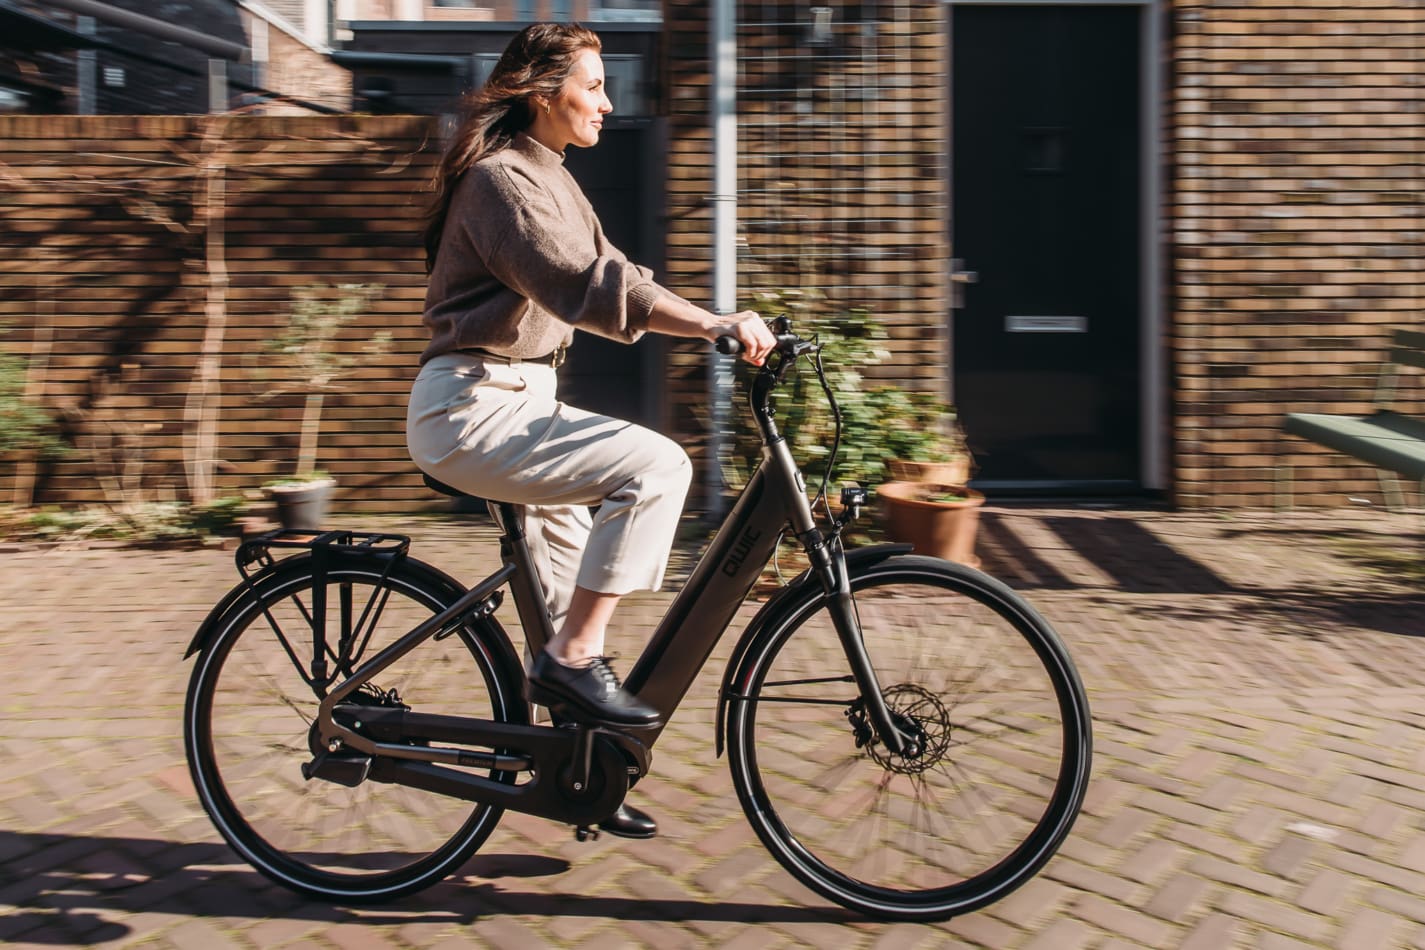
[
  {"x1": 977, "y1": 512, "x2": 1235, "y2": 593},
  {"x1": 976, "y1": 509, "x2": 1425, "y2": 640},
  {"x1": 0, "y1": 831, "x2": 854, "y2": 943},
  {"x1": 1043, "y1": 516, "x2": 1234, "y2": 593},
  {"x1": 1132, "y1": 587, "x2": 1425, "y2": 641}
]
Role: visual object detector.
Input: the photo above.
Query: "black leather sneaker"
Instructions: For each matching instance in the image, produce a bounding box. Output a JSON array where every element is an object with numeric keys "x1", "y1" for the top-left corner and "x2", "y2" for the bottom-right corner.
[
  {"x1": 599, "y1": 803, "x2": 657, "y2": 839},
  {"x1": 527, "y1": 652, "x2": 660, "y2": 727}
]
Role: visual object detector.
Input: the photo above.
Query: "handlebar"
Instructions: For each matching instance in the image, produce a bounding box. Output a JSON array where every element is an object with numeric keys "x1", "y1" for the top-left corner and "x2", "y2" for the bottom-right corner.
[
  {"x1": 715, "y1": 315, "x2": 818, "y2": 362},
  {"x1": 714, "y1": 315, "x2": 846, "y2": 528}
]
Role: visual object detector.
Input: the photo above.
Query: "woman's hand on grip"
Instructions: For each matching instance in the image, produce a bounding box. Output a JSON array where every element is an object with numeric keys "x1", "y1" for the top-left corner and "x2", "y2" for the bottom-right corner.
[{"x1": 713, "y1": 311, "x2": 777, "y2": 365}]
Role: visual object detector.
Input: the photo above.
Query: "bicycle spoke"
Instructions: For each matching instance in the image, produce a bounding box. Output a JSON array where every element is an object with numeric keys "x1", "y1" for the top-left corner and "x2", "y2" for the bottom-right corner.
[
  {"x1": 729, "y1": 561, "x2": 1089, "y2": 920},
  {"x1": 186, "y1": 560, "x2": 520, "y2": 901}
]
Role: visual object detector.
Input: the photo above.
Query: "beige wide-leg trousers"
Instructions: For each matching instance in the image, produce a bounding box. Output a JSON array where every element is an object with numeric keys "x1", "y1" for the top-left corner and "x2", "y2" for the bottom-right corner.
[{"x1": 406, "y1": 352, "x2": 692, "y2": 634}]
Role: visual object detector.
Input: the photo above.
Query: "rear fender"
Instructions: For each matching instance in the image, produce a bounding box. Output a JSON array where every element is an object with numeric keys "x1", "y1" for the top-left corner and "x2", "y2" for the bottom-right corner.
[
  {"x1": 182, "y1": 552, "x2": 474, "y2": 661},
  {"x1": 182, "y1": 554, "x2": 307, "y2": 660}
]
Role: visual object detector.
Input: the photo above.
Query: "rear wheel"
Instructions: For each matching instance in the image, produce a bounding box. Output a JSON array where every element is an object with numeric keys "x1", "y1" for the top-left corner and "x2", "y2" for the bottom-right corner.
[
  {"x1": 727, "y1": 555, "x2": 1091, "y2": 920},
  {"x1": 184, "y1": 556, "x2": 524, "y2": 902}
]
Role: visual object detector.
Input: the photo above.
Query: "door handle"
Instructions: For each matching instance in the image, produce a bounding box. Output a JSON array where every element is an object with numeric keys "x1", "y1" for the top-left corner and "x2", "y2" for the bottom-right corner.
[{"x1": 950, "y1": 259, "x2": 978, "y2": 308}]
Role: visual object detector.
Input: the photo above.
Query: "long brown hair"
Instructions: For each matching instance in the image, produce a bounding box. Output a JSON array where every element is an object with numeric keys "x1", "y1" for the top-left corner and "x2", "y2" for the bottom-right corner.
[{"x1": 423, "y1": 23, "x2": 602, "y2": 273}]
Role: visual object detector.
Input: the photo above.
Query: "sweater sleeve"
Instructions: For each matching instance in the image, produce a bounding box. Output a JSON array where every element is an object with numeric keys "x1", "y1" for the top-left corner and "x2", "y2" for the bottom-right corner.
[{"x1": 470, "y1": 164, "x2": 661, "y2": 344}]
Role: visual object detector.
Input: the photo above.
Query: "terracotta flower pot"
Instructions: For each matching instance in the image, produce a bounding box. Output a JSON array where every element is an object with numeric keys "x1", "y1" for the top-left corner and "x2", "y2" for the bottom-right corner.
[
  {"x1": 877, "y1": 480, "x2": 985, "y2": 568},
  {"x1": 885, "y1": 456, "x2": 972, "y2": 487}
]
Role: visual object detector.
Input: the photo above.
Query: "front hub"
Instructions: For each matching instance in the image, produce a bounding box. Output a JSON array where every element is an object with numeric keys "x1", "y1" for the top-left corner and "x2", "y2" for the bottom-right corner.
[{"x1": 861, "y1": 684, "x2": 951, "y2": 775}]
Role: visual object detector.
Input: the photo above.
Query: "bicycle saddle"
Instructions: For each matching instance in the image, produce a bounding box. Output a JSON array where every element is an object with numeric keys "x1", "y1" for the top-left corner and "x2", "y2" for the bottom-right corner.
[{"x1": 421, "y1": 472, "x2": 472, "y2": 499}]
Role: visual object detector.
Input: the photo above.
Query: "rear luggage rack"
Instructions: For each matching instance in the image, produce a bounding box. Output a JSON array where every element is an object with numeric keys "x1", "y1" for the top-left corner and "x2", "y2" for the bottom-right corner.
[{"x1": 237, "y1": 529, "x2": 411, "y2": 578}]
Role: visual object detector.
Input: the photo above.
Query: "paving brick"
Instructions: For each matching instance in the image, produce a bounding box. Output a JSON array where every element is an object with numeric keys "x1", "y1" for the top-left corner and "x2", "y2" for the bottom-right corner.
[
  {"x1": 163, "y1": 918, "x2": 250, "y2": 950},
  {"x1": 985, "y1": 875, "x2": 1072, "y2": 931},
  {"x1": 1118, "y1": 839, "x2": 1188, "y2": 887},
  {"x1": 1367, "y1": 886, "x2": 1425, "y2": 927},
  {"x1": 1219, "y1": 891, "x2": 1331, "y2": 944},
  {"x1": 1256, "y1": 934, "x2": 1320, "y2": 950},
  {"x1": 1178, "y1": 913, "x2": 1245, "y2": 950},
  {"x1": 1044, "y1": 860, "x2": 1141, "y2": 905},
  {"x1": 942, "y1": 909, "x2": 1021, "y2": 948},
  {"x1": 1071, "y1": 893, "x2": 1175, "y2": 948},
  {"x1": 692, "y1": 847, "x2": 772, "y2": 900},
  {"x1": 1338, "y1": 907, "x2": 1408, "y2": 950},
  {"x1": 1022, "y1": 917, "x2": 1098, "y2": 950},
  {"x1": 1329, "y1": 851, "x2": 1425, "y2": 896},
  {"x1": 1296, "y1": 868, "x2": 1355, "y2": 918},
  {"x1": 4, "y1": 509, "x2": 1425, "y2": 947},
  {"x1": 1262, "y1": 834, "x2": 1318, "y2": 881},
  {"x1": 1188, "y1": 855, "x2": 1292, "y2": 900},
  {"x1": 1143, "y1": 873, "x2": 1214, "y2": 924},
  {"x1": 1092, "y1": 807, "x2": 1155, "y2": 851}
]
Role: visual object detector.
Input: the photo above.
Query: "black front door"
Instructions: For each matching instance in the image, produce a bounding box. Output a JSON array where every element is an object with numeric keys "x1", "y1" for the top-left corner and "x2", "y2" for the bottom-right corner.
[{"x1": 952, "y1": 5, "x2": 1143, "y2": 493}]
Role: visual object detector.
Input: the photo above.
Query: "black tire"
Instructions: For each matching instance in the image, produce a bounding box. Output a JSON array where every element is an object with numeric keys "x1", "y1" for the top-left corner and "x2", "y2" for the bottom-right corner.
[
  {"x1": 726, "y1": 555, "x2": 1091, "y2": 921},
  {"x1": 184, "y1": 555, "x2": 526, "y2": 902}
]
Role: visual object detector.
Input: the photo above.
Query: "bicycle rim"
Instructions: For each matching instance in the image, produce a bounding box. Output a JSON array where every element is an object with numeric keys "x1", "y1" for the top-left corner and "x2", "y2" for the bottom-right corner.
[
  {"x1": 185, "y1": 560, "x2": 522, "y2": 902},
  {"x1": 728, "y1": 558, "x2": 1091, "y2": 920}
]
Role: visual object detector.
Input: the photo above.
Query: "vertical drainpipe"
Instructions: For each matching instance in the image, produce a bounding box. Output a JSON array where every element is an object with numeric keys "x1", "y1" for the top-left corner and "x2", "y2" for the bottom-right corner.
[
  {"x1": 706, "y1": 0, "x2": 737, "y2": 518},
  {"x1": 208, "y1": 57, "x2": 228, "y2": 113},
  {"x1": 77, "y1": 16, "x2": 96, "y2": 113}
]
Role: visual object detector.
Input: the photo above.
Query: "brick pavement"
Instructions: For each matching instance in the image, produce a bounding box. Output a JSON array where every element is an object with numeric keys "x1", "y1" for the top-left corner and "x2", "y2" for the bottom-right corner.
[{"x1": 2, "y1": 505, "x2": 1424, "y2": 948}]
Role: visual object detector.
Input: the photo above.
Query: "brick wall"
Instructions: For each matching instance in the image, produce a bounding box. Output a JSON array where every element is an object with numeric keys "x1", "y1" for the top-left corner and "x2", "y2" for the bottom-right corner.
[
  {"x1": 1170, "y1": 0, "x2": 1425, "y2": 507},
  {"x1": 659, "y1": 0, "x2": 1422, "y2": 509},
  {"x1": 661, "y1": 1, "x2": 952, "y2": 488},
  {"x1": 4, "y1": 1, "x2": 1423, "y2": 515},
  {"x1": 0, "y1": 115, "x2": 438, "y2": 513},
  {"x1": 247, "y1": 10, "x2": 354, "y2": 112}
]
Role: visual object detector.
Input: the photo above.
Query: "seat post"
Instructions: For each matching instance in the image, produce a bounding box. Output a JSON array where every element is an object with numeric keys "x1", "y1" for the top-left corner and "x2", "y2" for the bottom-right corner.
[{"x1": 487, "y1": 500, "x2": 557, "y2": 661}]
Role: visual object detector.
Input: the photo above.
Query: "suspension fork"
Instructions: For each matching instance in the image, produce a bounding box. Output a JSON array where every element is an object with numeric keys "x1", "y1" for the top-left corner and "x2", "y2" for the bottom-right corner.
[
  {"x1": 766, "y1": 433, "x2": 916, "y2": 758},
  {"x1": 752, "y1": 329, "x2": 916, "y2": 757},
  {"x1": 802, "y1": 527, "x2": 917, "y2": 757}
]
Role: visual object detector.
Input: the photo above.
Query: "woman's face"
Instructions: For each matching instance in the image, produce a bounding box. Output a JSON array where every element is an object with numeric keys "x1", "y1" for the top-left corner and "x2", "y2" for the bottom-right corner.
[{"x1": 535, "y1": 48, "x2": 612, "y2": 152}]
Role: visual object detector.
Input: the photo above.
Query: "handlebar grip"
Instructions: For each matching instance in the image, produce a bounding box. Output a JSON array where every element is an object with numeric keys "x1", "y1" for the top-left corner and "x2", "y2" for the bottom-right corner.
[{"x1": 715, "y1": 335, "x2": 743, "y2": 356}]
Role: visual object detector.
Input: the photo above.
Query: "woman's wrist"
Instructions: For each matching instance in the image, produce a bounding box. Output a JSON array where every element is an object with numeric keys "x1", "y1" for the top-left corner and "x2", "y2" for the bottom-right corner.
[{"x1": 647, "y1": 294, "x2": 728, "y2": 341}]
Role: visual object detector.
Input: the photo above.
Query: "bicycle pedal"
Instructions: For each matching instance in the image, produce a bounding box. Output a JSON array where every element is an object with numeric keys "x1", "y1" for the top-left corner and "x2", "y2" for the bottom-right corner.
[
  {"x1": 302, "y1": 751, "x2": 371, "y2": 788},
  {"x1": 574, "y1": 825, "x2": 600, "y2": 843}
]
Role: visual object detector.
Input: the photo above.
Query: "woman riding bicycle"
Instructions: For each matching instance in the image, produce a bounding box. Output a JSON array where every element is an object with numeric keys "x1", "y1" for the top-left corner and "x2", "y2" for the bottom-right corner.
[{"x1": 407, "y1": 23, "x2": 775, "y2": 837}]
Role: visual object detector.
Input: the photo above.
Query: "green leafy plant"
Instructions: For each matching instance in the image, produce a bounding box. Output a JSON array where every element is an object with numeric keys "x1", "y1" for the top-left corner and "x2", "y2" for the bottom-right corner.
[
  {"x1": 0, "y1": 496, "x2": 244, "y2": 543},
  {"x1": 250, "y1": 283, "x2": 389, "y2": 481},
  {"x1": 725, "y1": 290, "x2": 966, "y2": 489},
  {"x1": 262, "y1": 469, "x2": 332, "y2": 489},
  {"x1": 0, "y1": 326, "x2": 68, "y2": 464}
]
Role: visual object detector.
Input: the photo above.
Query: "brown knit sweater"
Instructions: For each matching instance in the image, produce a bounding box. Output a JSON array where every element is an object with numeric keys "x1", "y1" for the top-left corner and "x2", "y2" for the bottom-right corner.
[{"x1": 420, "y1": 133, "x2": 667, "y2": 364}]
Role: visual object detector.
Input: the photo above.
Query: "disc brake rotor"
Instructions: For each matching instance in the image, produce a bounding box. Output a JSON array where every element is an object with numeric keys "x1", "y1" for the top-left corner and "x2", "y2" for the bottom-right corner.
[{"x1": 863, "y1": 683, "x2": 952, "y2": 775}]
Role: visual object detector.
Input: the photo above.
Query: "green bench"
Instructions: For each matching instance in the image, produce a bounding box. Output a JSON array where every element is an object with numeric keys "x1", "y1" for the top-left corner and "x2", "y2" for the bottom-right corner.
[{"x1": 1283, "y1": 328, "x2": 1425, "y2": 508}]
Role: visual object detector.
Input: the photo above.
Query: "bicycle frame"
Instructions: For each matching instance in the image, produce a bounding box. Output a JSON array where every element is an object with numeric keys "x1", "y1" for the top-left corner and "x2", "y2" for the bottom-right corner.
[{"x1": 295, "y1": 335, "x2": 913, "y2": 825}]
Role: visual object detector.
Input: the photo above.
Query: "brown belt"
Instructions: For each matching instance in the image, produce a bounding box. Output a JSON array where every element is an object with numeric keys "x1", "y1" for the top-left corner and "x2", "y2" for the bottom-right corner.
[{"x1": 459, "y1": 345, "x2": 567, "y2": 368}]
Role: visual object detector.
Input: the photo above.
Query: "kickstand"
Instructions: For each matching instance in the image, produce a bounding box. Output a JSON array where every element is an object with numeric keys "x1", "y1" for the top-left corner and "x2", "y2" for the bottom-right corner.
[{"x1": 567, "y1": 725, "x2": 602, "y2": 842}]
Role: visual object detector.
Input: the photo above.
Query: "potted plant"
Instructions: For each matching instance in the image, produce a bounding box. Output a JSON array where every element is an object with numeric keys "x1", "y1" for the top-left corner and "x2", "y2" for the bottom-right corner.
[
  {"x1": 249, "y1": 282, "x2": 388, "y2": 531},
  {"x1": 876, "y1": 480, "x2": 985, "y2": 567},
  {"x1": 726, "y1": 291, "x2": 982, "y2": 567},
  {"x1": 862, "y1": 387, "x2": 984, "y2": 567},
  {"x1": 724, "y1": 290, "x2": 896, "y2": 490}
]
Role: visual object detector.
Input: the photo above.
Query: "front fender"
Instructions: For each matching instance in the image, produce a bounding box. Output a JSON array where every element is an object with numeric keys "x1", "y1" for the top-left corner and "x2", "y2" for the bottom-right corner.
[{"x1": 714, "y1": 542, "x2": 911, "y2": 757}]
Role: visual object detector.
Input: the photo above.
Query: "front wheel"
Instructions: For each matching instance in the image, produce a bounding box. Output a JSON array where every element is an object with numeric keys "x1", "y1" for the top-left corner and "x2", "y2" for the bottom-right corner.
[{"x1": 726, "y1": 555, "x2": 1091, "y2": 921}]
